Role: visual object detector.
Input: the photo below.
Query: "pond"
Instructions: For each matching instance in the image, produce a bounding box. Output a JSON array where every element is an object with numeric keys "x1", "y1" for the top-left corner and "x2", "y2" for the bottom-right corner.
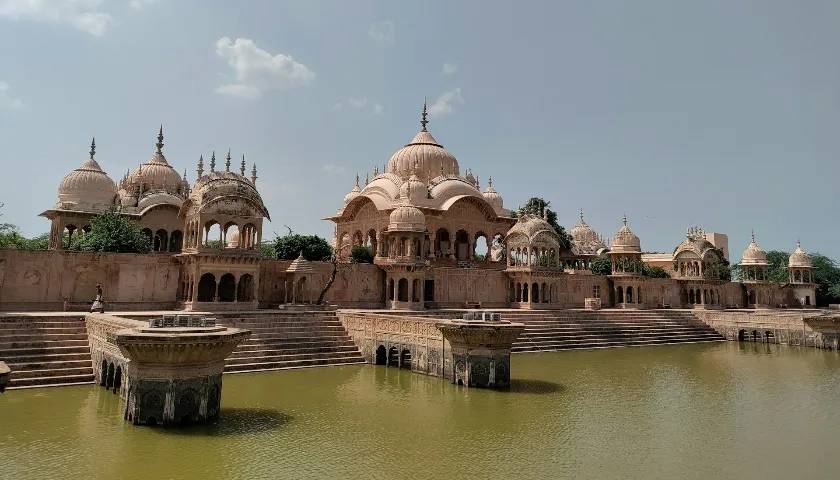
[{"x1": 1, "y1": 342, "x2": 839, "y2": 479}]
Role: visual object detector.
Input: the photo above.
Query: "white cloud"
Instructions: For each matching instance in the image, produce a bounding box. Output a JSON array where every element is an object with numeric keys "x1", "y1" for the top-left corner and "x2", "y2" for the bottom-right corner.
[
  {"x1": 0, "y1": 0, "x2": 113, "y2": 36},
  {"x1": 129, "y1": 0, "x2": 159, "y2": 11},
  {"x1": 0, "y1": 82, "x2": 24, "y2": 110},
  {"x1": 215, "y1": 37, "x2": 315, "y2": 99},
  {"x1": 442, "y1": 63, "x2": 458, "y2": 76},
  {"x1": 368, "y1": 20, "x2": 394, "y2": 45},
  {"x1": 333, "y1": 97, "x2": 383, "y2": 115},
  {"x1": 321, "y1": 164, "x2": 346, "y2": 175},
  {"x1": 429, "y1": 88, "x2": 464, "y2": 118}
]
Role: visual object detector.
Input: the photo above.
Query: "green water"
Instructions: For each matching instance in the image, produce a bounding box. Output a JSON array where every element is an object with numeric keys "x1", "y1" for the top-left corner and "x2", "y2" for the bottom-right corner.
[{"x1": 2, "y1": 342, "x2": 839, "y2": 480}]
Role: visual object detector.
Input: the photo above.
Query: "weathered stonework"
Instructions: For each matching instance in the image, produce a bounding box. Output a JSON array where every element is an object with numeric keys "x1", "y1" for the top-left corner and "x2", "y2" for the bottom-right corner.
[
  {"x1": 436, "y1": 318, "x2": 524, "y2": 388},
  {"x1": 694, "y1": 310, "x2": 840, "y2": 350}
]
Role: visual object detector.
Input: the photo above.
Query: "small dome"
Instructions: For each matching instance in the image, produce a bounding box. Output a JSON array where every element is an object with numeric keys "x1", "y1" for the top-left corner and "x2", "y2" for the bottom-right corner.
[
  {"x1": 286, "y1": 251, "x2": 316, "y2": 273},
  {"x1": 482, "y1": 177, "x2": 503, "y2": 210},
  {"x1": 344, "y1": 176, "x2": 362, "y2": 204},
  {"x1": 126, "y1": 127, "x2": 183, "y2": 195},
  {"x1": 118, "y1": 188, "x2": 137, "y2": 207},
  {"x1": 399, "y1": 172, "x2": 427, "y2": 205},
  {"x1": 506, "y1": 214, "x2": 558, "y2": 244},
  {"x1": 388, "y1": 202, "x2": 426, "y2": 232},
  {"x1": 740, "y1": 232, "x2": 768, "y2": 266},
  {"x1": 611, "y1": 217, "x2": 641, "y2": 253},
  {"x1": 788, "y1": 241, "x2": 812, "y2": 268},
  {"x1": 386, "y1": 105, "x2": 458, "y2": 183},
  {"x1": 56, "y1": 139, "x2": 117, "y2": 211},
  {"x1": 570, "y1": 210, "x2": 606, "y2": 255}
]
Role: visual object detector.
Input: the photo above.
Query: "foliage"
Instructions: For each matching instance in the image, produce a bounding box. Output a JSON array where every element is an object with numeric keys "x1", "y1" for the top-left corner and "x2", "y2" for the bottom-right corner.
[
  {"x1": 0, "y1": 224, "x2": 51, "y2": 251},
  {"x1": 259, "y1": 242, "x2": 276, "y2": 259},
  {"x1": 765, "y1": 250, "x2": 792, "y2": 283},
  {"x1": 517, "y1": 197, "x2": 572, "y2": 249},
  {"x1": 811, "y1": 254, "x2": 840, "y2": 306},
  {"x1": 350, "y1": 245, "x2": 374, "y2": 264},
  {"x1": 69, "y1": 211, "x2": 151, "y2": 253},
  {"x1": 703, "y1": 251, "x2": 732, "y2": 282},
  {"x1": 642, "y1": 265, "x2": 670, "y2": 278},
  {"x1": 590, "y1": 256, "x2": 612, "y2": 275},
  {"x1": 274, "y1": 234, "x2": 333, "y2": 261}
]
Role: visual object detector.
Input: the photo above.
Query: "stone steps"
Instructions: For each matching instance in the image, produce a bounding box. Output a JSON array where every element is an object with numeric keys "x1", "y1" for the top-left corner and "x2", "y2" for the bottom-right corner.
[
  {"x1": 0, "y1": 315, "x2": 95, "y2": 389},
  {"x1": 505, "y1": 310, "x2": 724, "y2": 352}
]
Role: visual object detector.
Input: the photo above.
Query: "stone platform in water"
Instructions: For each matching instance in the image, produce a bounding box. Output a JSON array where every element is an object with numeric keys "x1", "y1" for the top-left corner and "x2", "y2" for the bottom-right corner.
[
  {"x1": 0, "y1": 361, "x2": 10, "y2": 392},
  {"x1": 436, "y1": 317, "x2": 524, "y2": 388}
]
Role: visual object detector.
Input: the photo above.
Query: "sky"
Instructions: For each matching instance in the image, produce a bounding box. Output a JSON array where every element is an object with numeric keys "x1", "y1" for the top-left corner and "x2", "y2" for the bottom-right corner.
[{"x1": 1, "y1": 0, "x2": 839, "y2": 259}]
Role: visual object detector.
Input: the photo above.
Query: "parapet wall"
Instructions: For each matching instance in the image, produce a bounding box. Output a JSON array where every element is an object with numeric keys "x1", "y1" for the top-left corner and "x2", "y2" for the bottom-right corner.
[
  {"x1": 694, "y1": 310, "x2": 840, "y2": 350},
  {"x1": 0, "y1": 250, "x2": 180, "y2": 311}
]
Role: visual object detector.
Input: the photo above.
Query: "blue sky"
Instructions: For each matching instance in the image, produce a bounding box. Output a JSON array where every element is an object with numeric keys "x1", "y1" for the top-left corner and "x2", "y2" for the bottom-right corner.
[{"x1": 1, "y1": 0, "x2": 838, "y2": 259}]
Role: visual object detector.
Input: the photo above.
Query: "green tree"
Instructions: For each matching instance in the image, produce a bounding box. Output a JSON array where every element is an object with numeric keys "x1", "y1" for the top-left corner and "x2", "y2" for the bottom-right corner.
[
  {"x1": 765, "y1": 250, "x2": 792, "y2": 283},
  {"x1": 810, "y1": 253, "x2": 840, "y2": 306},
  {"x1": 0, "y1": 223, "x2": 51, "y2": 251},
  {"x1": 273, "y1": 234, "x2": 332, "y2": 261},
  {"x1": 259, "y1": 241, "x2": 276, "y2": 259},
  {"x1": 516, "y1": 197, "x2": 572, "y2": 249},
  {"x1": 590, "y1": 256, "x2": 612, "y2": 275},
  {"x1": 642, "y1": 265, "x2": 670, "y2": 278},
  {"x1": 70, "y1": 210, "x2": 151, "y2": 253},
  {"x1": 350, "y1": 245, "x2": 374, "y2": 264}
]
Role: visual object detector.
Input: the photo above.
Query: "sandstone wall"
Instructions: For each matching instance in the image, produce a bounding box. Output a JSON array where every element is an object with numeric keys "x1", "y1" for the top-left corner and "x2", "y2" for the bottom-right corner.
[
  {"x1": 694, "y1": 309, "x2": 840, "y2": 349},
  {"x1": 0, "y1": 250, "x2": 180, "y2": 311}
]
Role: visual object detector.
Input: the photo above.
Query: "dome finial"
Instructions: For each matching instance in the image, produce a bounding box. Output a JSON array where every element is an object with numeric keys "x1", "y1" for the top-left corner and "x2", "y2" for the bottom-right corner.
[
  {"x1": 225, "y1": 149, "x2": 231, "y2": 172},
  {"x1": 751, "y1": 229, "x2": 756, "y2": 243},
  {"x1": 240, "y1": 154, "x2": 246, "y2": 175},
  {"x1": 210, "y1": 151, "x2": 216, "y2": 172},
  {"x1": 488, "y1": 176, "x2": 493, "y2": 187},
  {"x1": 622, "y1": 214, "x2": 628, "y2": 226},
  {"x1": 156, "y1": 125, "x2": 164, "y2": 154},
  {"x1": 89, "y1": 137, "x2": 96, "y2": 160},
  {"x1": 421, "y1": 98, "x2": 429, "y2": 131},
  {"x1": 797, "y1": 238, "x2": 801, "y2": 249},
  {"x1": 197, "y1": 155, "x2": 204, "y2": 177},
  {"x1": 365, "y1": 173, "x2": 369, "y2": 185},
  {"x1": 579, "y1": 208, "x2": 584, "y2": 223},
  {"x1": 355, "y1": 173, "x2": 360, "y2": 187},
  {"x1": 251, "y1": 163, "x2": 257, "y2": 184}
]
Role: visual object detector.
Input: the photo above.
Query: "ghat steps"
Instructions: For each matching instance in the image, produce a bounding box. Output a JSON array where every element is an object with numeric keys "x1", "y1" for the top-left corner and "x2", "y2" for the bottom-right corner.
[
  {"x1": 504, "y1": 310, "x2": 724, "y2": 352},
  {"x1": 0, "y1": 315, "x2": 94, "y2": 388}
]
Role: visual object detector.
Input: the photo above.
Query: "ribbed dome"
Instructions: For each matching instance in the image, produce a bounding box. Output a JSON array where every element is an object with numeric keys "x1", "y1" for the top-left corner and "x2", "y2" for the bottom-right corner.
[
  {"x1": 788, "y1": 241, "x2": 812, "y2": 268},
  {"x1": 344, "y1": 179, "x2": 362, "y2": 204},
  {"x1": 570, "y1": 210, "x2": 606, "y2": 255},
  {"x1": 740, "y1": 233, "x2": 768, "y2": 266},
  {"x1": 56, "y1": 140, "x2": 117, "y2": 211},
  {"x1": 399, "y1": 172, "x2": 427, "y2": 205},
  {"x1": 506, "y1": 214, "x2": 558, "y2": 243},
  {"x1": 611, "y1": 217, "x2": 641, "y2": 253},
  {"x1": 482, "y1": 177, "x2": 503, "y2": 210},
  {"x1": 388, "y1": 202, "x2": 426, "y2": 232},
  {"x1": 127, "y1": 128, "x2": 183, "y2": 195},
  {"x1": 386, "y1": 129, "x2": 459, "y2": 183}
]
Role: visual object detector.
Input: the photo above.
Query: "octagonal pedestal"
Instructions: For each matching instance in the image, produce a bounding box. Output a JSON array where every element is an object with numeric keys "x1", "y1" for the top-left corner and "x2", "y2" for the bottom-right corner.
[{"x1": 436, "y1": 319, "x2": 524, "y2": 389}]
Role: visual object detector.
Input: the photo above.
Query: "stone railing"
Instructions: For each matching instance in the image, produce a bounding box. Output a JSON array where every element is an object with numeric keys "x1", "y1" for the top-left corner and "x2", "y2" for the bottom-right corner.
[
  {"x1": 86, "y1": 313, "x2": 146, "y2": 389},
  {"x1": 693, "y1": 310, "x2": 840, "y2": 349}
]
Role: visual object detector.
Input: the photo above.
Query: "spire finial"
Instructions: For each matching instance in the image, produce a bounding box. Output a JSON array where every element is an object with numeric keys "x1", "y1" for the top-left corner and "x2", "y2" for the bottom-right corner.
[
  {"x1": 579, "y1": 208, "x2": 584, "y2": 223},
  {"x1": 251, "y1": 163, "x2": 257, "y2": 184},
  {"x1": 421, "y1": 98, "x2": 429, "y2": 131},
  {"x1": 240, "y1": 154, "x2": 246, "y2": 175},
  {"x1": 365, "y1": 173, "x2": 369, "y2": 185},
  {"x1": 751, "y1": 230, "x2": 756, "y2": 243},
  {"x1": 622, "y1": 214, "x2": 628, "y2": 226},
  {"x1": 197, "y1": 155, "x2": 204, "y2": 177},
  {"x1": 355, "y1": 173, "x2": 360, "y2": 187},
  {"x1": 225, "y1": 149, "x2": 231, "y2": 171},
  {"x1": 488, "y1": 176, "x2": 493, "y2": 187},
  {"x1": 89, "y1": 137, "x2": 96, "y2": 160},
  {"x1": 210, "y1": 151, "x2": 216, "y2": 172},
  {"x1": 155, "y1": 125, "x2": 164, "y2": 154}
]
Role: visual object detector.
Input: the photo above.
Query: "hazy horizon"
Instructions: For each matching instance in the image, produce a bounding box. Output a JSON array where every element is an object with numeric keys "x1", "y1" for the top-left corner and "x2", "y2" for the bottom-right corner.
[{"x1": 1, "y1": 0, "x2": 838, "y2": 259}]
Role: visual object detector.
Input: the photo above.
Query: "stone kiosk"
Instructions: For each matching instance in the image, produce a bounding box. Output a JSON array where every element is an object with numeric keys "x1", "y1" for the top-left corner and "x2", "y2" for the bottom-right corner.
[{"x1": 436, "y1": 313, "x2": 524, "y2": 388}]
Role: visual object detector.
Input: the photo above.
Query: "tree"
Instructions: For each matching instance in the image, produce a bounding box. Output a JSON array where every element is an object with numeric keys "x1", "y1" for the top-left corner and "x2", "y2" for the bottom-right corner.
[
  {"x1": 70, "y1": 211, "x2": 151, "y2": 253},
  {"x1": 516, "y1": 197, "x2": 572, "y2": 249},
  {"x1": 259, "y1": 241, "x2": 276, "y2": 259},
  {"x1": 810, "y1": 253, "x2": 840, "y2": 306},
  {"x1": 273, "y1": 234, "x2": 332, "y2": 261},
  {"x1": 642, "y1": 265, "x2": 670, "y2": 278},
  {"x1": 0, "y1": 225, "x2": 50, "y2": 251},
  {"x1": 765, "y1": 250, "x2": 792, "y2": 283},
  {"x1": 590, "y1": 256, "x2": 612, "y2": 275},
  {"x1": 350, "y1": 245, "x2": 374, "y2": 264}
]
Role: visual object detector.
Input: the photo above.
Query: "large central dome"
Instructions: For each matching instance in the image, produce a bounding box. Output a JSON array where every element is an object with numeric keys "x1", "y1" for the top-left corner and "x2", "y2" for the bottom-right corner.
[{"x1": 385, "y1": 103, "x2": 459, "y2": 183}]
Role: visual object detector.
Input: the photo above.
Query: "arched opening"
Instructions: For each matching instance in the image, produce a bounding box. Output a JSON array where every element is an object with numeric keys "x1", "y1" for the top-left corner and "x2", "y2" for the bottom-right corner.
[
  {"x1": 224, "y1": 223, "x2": 240, "y2": 248},
  {"x1": 106, "y1": 362, "x2": 115, "y2": 389},
  {"x1": 738, "y1": 330, "x2": 746, "y2": 341},
  {"x1": 295, "y1": 277, "x2": 308, "y2": 303},
  {"x1": 397, "y1": 278, "x2": 408, "y2": 302},
  {"x1": 626, "y1": 286, "x2": 633, "y2": 304},
  {"x1": 455, "y1": 230, "x2": 470, "y2": 261},
  {"x1": 153, "y1": 229, "x2": 168, "y2": 252},
  {"x1": 541, "y1": 282, "x2": 548, "y2": 303},
  {"x1": 400, "y1": 349, "x2": 411, "y2": 369},
  {"x1": 366, "y1": 229, "x2": 377, "y2": 256},
  {"x1": 113, "y1": 365, "x2": 122, "y2": 394},
  {"x1": 424, "y1": 279, "x2": 435, "y2": 302},
  {"x1": 237, "y1": 274, "x2": 254, "y2": 302},
  {"x1": 523, "y1": 283, "x2": 529, "y2": 303},
  {"x1": 352, "y1": 230, "x2": 363, "y2": 248},
  {"x1": 435, "y1": 228, "x2": 450, "y2": 258},
  {"x1": 764, "y1": 331, "x2": 774, "y2": 343},
  {"x1": 751, "y1": 330, "x2": 759, "y2": 341},
  {"x1": 388, "y1": 347, "x2": 399, "y2": 367},
  {"x1": 218, "y1": 274, "x2": 236, "y2": 302},
  {"x1": 197, "y1": 273, "x2": 216, "y2": 302},
  {"x1": 338, "y1": 232, "x2": 351, "y2": 260},
  {"x1": 617, "y1": 286, "x2": 624, "y2": 304},
  {"x1": 100, "y1": 360, "x2": 107, "y2": 386},
  {"x1": 794, "y1": 270, "x2": 801, "y2": 282},
  {"x1": 204, "y1": 222, "x2": 221, "y2": 247},
  {"x1": 175, "y1": 390, "x2": 197, "y2": 425},
  {"x1": 491, "y1": 234, "x2": 505, "y2": 262},
  {"x1": 532, "y1": 282, "x2": 539, "y2": 303},
  {"x1": 515, "y1": 283, "x2": 522, "y2": 302},
  {"x1": 375, "y1": 345, "x2": 387, "y2": 365},
  {"x1": 411, "y1": 279, "x2": 420, "y2": 302},
  {"x1": 169, "y1": 230, "x2": 183, "y2": 252},
  {"x1": 689, "y1": 289, "x2": 696, "y2": 305},
  {"x1": 474, "y1": 233, "x2": 489, "y2": 261},
  {"x1": 387, "y1": 278, "x2": 394, "y2": 301}
]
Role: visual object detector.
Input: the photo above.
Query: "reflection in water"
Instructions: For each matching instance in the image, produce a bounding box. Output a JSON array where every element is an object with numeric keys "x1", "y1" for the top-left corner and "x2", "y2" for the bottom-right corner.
[
  {"x1": 1, "y1": 342, "x2": 839, "y2": 480},
  {"x1": 155, "y1": 408, "x2": 293, "y2": 437}
]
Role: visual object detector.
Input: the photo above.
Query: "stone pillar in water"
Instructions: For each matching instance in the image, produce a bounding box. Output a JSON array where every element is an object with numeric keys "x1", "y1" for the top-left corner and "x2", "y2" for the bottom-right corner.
[
  {"x1": 435, "y1": 315, "x2": 524, "y2": 388},
  {"x1": 115, "y1": 324, "x2": 249, "y2": 426}
]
